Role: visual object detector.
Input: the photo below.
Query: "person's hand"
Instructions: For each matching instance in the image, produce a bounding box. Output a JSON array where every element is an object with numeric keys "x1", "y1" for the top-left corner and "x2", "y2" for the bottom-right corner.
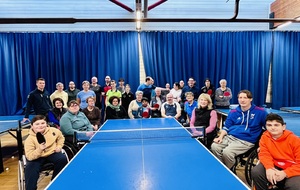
[
  {"x1": 55, "y1": 147, "x2": 62, "y2": 153},
  {"x1": 166, "y1": 115, "x2": 172, "y2": 118},
  {"x1": 93, "y1": 125, "x2": 98, "y2": 131},
  {"x1": 266, "y1": 168, "x2": 277, "y2": 185},
  {"x1": 86, "y1": 131, "x2": 94, "y2": 137},
  {"x1": 192, "y1": 131, "x2": 202, "y2": 137},
  {"x1": 275, "y1": 170, "x2": 286, "y2": 182},
  {"x1": 22, "y1": 118, "x2": 30, "y2": 123},
  {"x1": 219, "y1": 95, "x2": 224, "y2": 98},
  {"x1": 213, "y1": 136, "x2": 223, "y2": 144},
  {"x1": 39, "y1": 143, "x2": 46, "y2": 151}
]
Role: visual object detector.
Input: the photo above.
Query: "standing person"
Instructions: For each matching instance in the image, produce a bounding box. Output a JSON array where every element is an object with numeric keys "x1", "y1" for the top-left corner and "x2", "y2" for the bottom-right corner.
[
  {"x1": 105, "y1": 80, "x2": 122, "y2": 106},
  {"x1": 47, "y1": 98, "x2": 67, "y2": 129},
  {"x1": 23, "y1": 78, "x2": 52, "y2": 123},
  {"x1": 215, "y1": 79, "x2": 232, "y2": 109},
  {"x1": 90, "y1": 76, "x2": 102, "y2": 110},
  {"x1": 101, "y1": 75, "x2": 111, "y2": 104},
  {"x1": 105, "y1": 96, "x2": 128, "y2": 120},
  {"x1": 170, "y1": 82, "x2": 182, "y2": 103},
  {"x1": 128, "y1": 91, "x2": 143, "y2": 119},
  {"x1": 121, "y1": 84, "x2": 135, "y2": 112},
  {"x1": 117, "y1": 78, "x2": 125, "y2": 94},
  {"x1": 252, "y1": 113, "x2": 300, "y2": 190},
  {"x1": 190, "y1": 93, "x2": 218, "y2": 149},
  {"x1": 82, "y1": 96, "x2": 101, "y2": 131},
  {"x1": 161, "y1": 93, "x2": 181, "y2": 120},
  {"x1": 179, "y1": 80, "x2": 185, "y2": 89},
  {"x1": 137, "y1": 76, "x2": 156, "y2": 101},
  {"x1": 76, "y1": 81, "x2": 96, "y2": 110},
  {"x1": 24, "y1": 115, "x2": 67, "y2": 190},
  {"x1": 65, "y1": 81, "x2": 80, "y2": 104},
  {"x1": 211, "y1": 90, "x2": 268, "y2": 169},
  {"x1": 200, "y1": 78, "x2": 215, "y2": 105},
  {"x1": 181, "y1": 77, "x2": 200, "y2": 102},
  {"x1": 50, "y1": 82, "x2": 68, "y2": 108}
]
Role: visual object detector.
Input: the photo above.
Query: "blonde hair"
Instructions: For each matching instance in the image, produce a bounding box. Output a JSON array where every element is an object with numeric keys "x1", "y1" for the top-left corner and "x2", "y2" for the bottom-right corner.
[{"x1": 197, "y1": 93, "x2": 213, "y2": 110}]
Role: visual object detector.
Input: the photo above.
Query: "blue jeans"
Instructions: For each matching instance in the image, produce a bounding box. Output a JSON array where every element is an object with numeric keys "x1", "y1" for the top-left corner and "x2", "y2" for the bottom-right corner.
[{"x1": 25, "y1": 152, "x2": 68, "y2": 190}]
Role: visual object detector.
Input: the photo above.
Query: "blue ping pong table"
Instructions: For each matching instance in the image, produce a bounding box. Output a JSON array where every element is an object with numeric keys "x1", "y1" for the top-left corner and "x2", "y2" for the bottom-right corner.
[
  {"x1": 0, "y1": 115, "x2": 32, "y2": 173},
  {"x1": 280, "y1": 107, "x2": 300, "y2": 114},
  {"x1": 46, "y1": 118, "x2": 249, "y2": 190}
]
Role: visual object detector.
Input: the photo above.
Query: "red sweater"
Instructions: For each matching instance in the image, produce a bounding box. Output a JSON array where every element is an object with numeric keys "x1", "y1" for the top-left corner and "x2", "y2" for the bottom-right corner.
[{"x1": 259, "y1": 130, "x2": 300, "y2": 178}]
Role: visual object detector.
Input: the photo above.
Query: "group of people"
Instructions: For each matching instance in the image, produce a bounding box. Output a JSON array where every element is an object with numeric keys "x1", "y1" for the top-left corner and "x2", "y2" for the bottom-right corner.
[{"x1": 22, "y1": 76, "x2": 300, "y2": 190}]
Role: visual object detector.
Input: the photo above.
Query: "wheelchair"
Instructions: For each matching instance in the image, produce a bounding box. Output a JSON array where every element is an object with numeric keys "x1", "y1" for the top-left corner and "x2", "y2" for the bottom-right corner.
[
  {"x1": 18, "y1": 145, "x2": 75, "y2": 190},
  {"x1": 231, "y1": 146, "x2": 259, "y2": 186}
]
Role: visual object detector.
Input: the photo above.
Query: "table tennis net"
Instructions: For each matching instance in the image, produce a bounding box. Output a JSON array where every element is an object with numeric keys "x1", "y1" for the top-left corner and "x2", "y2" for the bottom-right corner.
[{"x1": 75, "y1": 126, "x2": 206, "y2": 142}]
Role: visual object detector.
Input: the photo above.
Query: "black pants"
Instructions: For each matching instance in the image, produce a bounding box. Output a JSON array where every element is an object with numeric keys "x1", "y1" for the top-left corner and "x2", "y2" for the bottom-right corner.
[{"x1": 25, "y1": 152, "x2": 68, "y2": 190}]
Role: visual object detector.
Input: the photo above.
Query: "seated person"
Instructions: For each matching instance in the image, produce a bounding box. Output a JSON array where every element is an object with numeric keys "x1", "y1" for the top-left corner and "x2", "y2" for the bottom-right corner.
[
  {"x1": 82, "y1": 96, "x2": 101, "y2": 130},
  {"x1": 128, "y1": 91, "x2": 143, "y2": 119},
  {"x1": 105, "y1": 96, "x2": 128, "y2": 120},
  {"x1": 150, "y1": 88, "x2": 166, "y2": 118},
  {"x1": 211, "y1": 90, "x2": 267, "y2": 169},
  {"x1": 138, "y1": 97, "x2": 151, "y2": 118},
  {"x1": 190, "y1": 93, "x2": 217, "y2": 149},
  {"x1": 24, "y1": 115, "x2": 68, "y2": 190},
  {"x1": 47, "y1": 97, "x2": 67, "y2": 129},
  {"x1": 161, "y1": 93, "x2": 181, "y2": 120},
  {"x1": 183, "y1": 92, "x2": 198, "y2": 126},
  {"x1": 252, "y1": 113, "x2": 300, "y2": 190},
  {"x1": 60, "y1": 100, "x2": 93, "y2": 141}
]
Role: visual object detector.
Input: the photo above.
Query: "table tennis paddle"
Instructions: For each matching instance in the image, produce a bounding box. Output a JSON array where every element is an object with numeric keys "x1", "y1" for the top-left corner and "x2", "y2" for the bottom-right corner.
[
  {"x1": 207, "y1": 89, "x2": 212, "y2": 95},
  {"x1": 142, "y1": 111, "x2": 149, "y2": 118},
  {"x1": 224, "y1": 91, "x2": 230, "y2": 96},
  {"x1": 36, "y1": 132, "x2": 46, "y2": 144},
  {"x1": 153, "y1": 103, "x2": 159, "y2": 109}
]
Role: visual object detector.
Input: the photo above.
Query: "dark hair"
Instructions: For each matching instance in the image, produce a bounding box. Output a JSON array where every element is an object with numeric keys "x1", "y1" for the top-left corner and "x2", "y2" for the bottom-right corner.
[
  {"x1": 238, "y1": 90, "x2": 253, "y2": 99},
  {"x1": 109, "y1": 96, "x2": 120, "y2": 104},
  {"x1": 31, "y1": 115, "x2": 47, "y2": 125},
  {"x1": 266, "y1": 113, "x2": 285, "y2": 125},
  {"x1": 36, "y1": 78, "x2": 45, "y2": 82},
  {"x1": 145, "y1": 77, "x2": 151, "y2": 82},
  {"x1": 204, "y1": 78, "x2": 211, "y2": 83},
  {"x1": 119, "y1": 78, "x2": 124, "y2": 82},
  {"x1": 68, "y1": 100, "x2": 79, "y2": 107},
  {"x1": 53, "y1": 97, "x2": 64, "y2": 107},
  {"x1": 142, "y1": 97, "x2": 149, "y2": 102},
  {"x1": 174, "y1": 82, "x2": 180, "y2": 88},
  {"x1": 85, "y1": 96, "x2": 95, "y2": 103}
]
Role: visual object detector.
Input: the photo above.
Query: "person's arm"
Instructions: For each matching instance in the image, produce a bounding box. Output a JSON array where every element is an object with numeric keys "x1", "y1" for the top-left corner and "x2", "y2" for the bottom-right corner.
[
  {"x1": 215, "y1": 89, "x2": 223, "y2": 101},
  {"x1": 62, "y1": 92, "x2": 68, "y2": 108},
  {"x1": 24, "y1": 136, "x2": 44, "y2": 161},
  {"x1": 206, "y1": 110, "x2": 217, "y2": 134},
  {"x1": 189, "y1": 109, "x2": 197, "y2": 133},
  {"x1": 60, "y1": 116, "x2": 76, "y2": 136},
  {"x1": 55, "y1": 129, "x2": 65, "y2": 152},
  {"x1": 161, "y1": 103, "x2": 167, "y2": 118},
  {"x1": 105, "y1": 106, "x2": 119, "y2": 119},
  {"x1": 128, "y1": 101, "x2": 135, "y2": 119},
  {"x1": 223, "y1": 88, "x2": 233, "y2": 101},
  {"x1": 23, "y1": 93, "x2": 34, "y2": 120},
  {"x1": 174, "y1": 102, "x2": 181, "y2": 119},
  {"x1": 48, "y1": 111, "x2": 59, "y2": 125}
]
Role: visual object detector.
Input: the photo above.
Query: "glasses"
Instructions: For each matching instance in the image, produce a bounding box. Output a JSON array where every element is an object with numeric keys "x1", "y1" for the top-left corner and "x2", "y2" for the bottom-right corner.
[{"x1": 70, "y1": 104, "x2": 79, "y2": 107}]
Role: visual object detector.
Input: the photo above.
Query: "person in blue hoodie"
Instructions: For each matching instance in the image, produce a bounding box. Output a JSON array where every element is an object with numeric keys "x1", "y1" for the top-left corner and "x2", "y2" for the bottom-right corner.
[{"x1": 211, "y1": 90, "x2": 267, "y2": 169}]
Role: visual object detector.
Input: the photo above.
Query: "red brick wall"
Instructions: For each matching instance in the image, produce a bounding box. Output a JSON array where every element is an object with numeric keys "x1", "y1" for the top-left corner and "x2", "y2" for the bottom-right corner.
[{"x1": 271, "y1": 0, "x2": 300, "y2": 27}]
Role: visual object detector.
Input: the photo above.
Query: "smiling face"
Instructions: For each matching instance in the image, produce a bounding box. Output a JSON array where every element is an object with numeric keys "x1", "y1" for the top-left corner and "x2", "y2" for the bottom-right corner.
[
  {"x1": 31, "y1": 119, "x2": 47, "y2": 134},
  {"x1": 54, "y1": 100, "x2": 63, "y2": 109},
  {"x1": 112, "y1": 98, "x2": 119, "y2": 106},
  {"x1": 266, "y1": 120, "x2": 286, "y2": 139}
]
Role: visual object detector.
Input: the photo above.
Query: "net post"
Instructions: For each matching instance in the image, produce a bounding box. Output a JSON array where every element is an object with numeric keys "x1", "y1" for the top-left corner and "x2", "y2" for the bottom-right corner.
[{"x1": 17, "y1": 120, "x2": 23, "y2": 161}]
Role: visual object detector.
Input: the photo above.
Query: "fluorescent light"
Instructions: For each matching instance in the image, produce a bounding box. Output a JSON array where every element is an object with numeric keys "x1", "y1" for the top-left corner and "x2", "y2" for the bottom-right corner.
[
  {"x1": 136, "y1": 20, "x2": 141, "y2": 31},
  {"x1": 136, "y1": 10, "x2": 142, "y2": 21}
]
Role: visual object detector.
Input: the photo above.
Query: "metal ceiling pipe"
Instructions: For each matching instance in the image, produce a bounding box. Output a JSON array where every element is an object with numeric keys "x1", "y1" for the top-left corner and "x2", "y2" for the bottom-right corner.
[
  {"x1": 0, "y1": 18, "x2": 299, "y2": 24},
  {"x1": 109, "y1": 0, "x2": 134, "y2": 12},
  {"x1": 144, "y1": 0, "x2": 148, "y2": 18},
  {"x1": 231, "y1": 0, "x2": 240, "y2": 19},
  {"x1": 148, "y1": 0, "x2": 167, "y2": 11}
]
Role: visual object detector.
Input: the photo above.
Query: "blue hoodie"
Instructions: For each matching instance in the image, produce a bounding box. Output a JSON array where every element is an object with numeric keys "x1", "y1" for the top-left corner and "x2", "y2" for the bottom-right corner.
[{"x1": 223, "y1": 104, "x2": 267, "y2": 143}]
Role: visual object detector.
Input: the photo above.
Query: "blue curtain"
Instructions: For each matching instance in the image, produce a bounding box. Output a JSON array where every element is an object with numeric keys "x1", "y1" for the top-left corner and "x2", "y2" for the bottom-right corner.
[
  {"x1": 140, "y1": 31, "x2": 273, "y2": 106},
  {"x1": 272, "y1": 32, "x2": 300, "y2": 109},
  {"x1": 0, "y1": 32, "x2": 139, "y2": 115}
]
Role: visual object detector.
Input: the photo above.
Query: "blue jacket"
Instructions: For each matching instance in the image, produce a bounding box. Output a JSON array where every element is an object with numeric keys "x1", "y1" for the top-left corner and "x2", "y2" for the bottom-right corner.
[{"x1": 223, "y1": 104, "x2": 267, "y2": 144}]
